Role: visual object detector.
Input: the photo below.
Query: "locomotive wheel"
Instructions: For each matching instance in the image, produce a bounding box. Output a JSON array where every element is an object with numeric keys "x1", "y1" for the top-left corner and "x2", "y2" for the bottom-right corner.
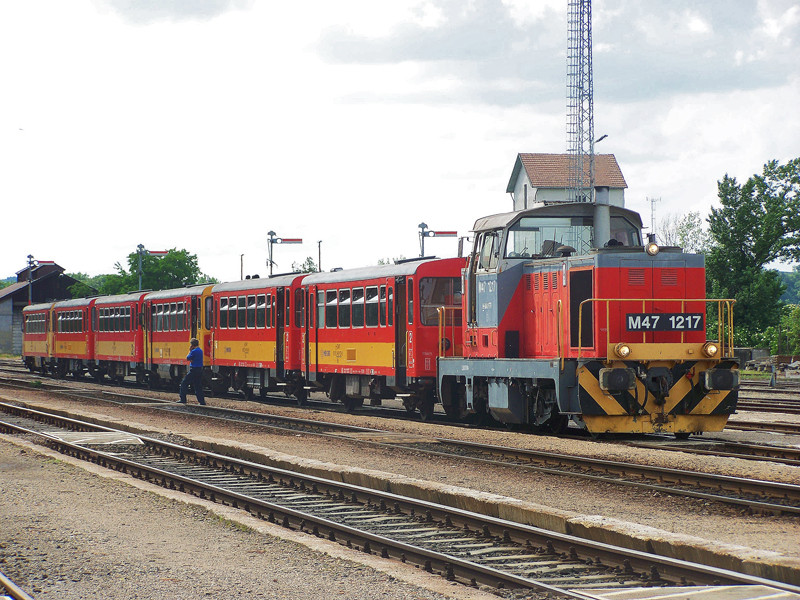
[{"x1": 540, "y1": 413, "x2": 568, "y2": 434}]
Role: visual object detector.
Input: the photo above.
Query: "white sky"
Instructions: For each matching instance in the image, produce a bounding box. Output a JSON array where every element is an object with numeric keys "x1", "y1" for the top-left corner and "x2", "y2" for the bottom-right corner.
[{"x1": 1, "y1": 0, "x2": 798, "y2": 282}]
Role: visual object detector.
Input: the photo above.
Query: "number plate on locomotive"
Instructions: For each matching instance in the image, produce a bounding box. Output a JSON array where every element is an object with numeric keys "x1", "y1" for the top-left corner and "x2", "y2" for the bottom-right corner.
[{"x1": 626, "y1": 313, "x2": 704, "y2": 331}]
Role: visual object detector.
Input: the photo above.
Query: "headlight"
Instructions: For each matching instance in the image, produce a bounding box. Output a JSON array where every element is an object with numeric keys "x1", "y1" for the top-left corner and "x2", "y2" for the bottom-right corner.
[
  {"x1": 702, "y1": 342, "x2": 719, "y2": 357},
  {"x1": 646, "y1": 242, "x2": 660, "y2": 256},
  {"x1": 614, "y1": 343, "x2": 632, "y2": 358}
]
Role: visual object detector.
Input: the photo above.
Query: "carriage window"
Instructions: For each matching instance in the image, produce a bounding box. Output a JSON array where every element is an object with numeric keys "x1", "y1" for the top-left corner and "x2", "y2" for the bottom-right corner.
[
  {"x1": 178, "y1": 302, "x2": 187, "y2": 331},
  {"x1": 366, "y1": 287, "x2": 379, "y2": 327},
  {"x1": 247, "y1": 295, "x2": 256, "y2": 328},
  {"x1": 352, "y1": 287, "x2": 364, "y2": 328},
  {"x1": 256, "y1": 294, "x2": 266, "y2": 328},
  {"x1": 325, "y1": 290, "x2": 337, "y2": 328},
  {"x1": 379, "y1": 286, "x2": 387, "y2": 327},
  {"x1": 419, "y1": 277, "x2": 462, "y2": 326},
  {"x1": 226, "y1": 297, "x2": 236, "y2": 329},
  {"x1": 307, "y1": 290, "x2": 314, "y2": 328},
  {"x1": 338, "y1": 289, "x2": 351, "y2": 328},
  {"x1": 219, "y1": 297, "x2": 228, "y2": 329},
  {"x1": 388, "y1": 287, "x2": 394, "y2": 326},
  {"x1": 170, "y1": 303, "x2": 178, "y2": 331},
  {"x1": 294, "y1": 288, "x2": 304, "y2": 328},
  {"x1": 237, "y1": 296, "x2": 246, "y2": 329},
  {"x1": 124, "y1": 306, "x2": 131, "y2": 331},
  {"x1": 317, "y1": 291, "x2": 325, "y2": 329},
  {"x1": 285, "y1": 292, "x2": 291, "y2": 327},
  {"x1": 266, "y1": 294, "x2": 273, "y2": 328}
]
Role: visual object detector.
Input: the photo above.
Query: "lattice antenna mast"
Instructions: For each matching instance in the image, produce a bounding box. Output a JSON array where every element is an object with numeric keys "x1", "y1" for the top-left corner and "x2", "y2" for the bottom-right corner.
[{"x1": 566, "y1": 0, "x2": 594, "y2": 203}]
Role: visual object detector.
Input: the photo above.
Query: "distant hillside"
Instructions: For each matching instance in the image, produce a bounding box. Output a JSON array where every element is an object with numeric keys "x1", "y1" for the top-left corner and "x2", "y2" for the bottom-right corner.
[{"x1": 779, "y1": 269, "x2": 800, "y2": 304}]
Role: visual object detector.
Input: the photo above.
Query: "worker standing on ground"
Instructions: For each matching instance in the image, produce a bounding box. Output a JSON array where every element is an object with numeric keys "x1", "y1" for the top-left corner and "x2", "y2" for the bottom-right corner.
[{"x1": 178, "y1": 338, "x2": 206, "y2": 405}]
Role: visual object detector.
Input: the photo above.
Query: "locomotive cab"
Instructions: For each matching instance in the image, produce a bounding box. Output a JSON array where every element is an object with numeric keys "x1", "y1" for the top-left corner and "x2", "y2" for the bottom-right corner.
[{"x1": 439, "y1": 201, "x2": 738, "y2": 436}]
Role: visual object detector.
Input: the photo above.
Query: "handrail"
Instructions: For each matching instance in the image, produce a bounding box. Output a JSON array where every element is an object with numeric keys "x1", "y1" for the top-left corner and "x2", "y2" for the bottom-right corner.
[
  {"x1": 437, "y1": 306, "x2": 463, "y2": 357},
  {"x1": 576, "y1": 297, "x2": 736, "y2": 360}
]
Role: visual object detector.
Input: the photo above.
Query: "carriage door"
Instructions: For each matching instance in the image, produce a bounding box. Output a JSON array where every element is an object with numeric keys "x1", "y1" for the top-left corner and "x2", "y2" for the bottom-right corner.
[
  {"x1": 190, "y1": 296, "x2": 199, "y2": 339},
  {"x1": 303, "y1": 287, "x2": 314, "y2": 381},
  {"x1": 394, "y1": 277, "x2": 407, "y2": 386},
  {"x1": 143, "y1": 300, "x2": 153, "y2": 368},
  {"x1": 276, "y1": 288, "x2": 285, "y2": 378}
]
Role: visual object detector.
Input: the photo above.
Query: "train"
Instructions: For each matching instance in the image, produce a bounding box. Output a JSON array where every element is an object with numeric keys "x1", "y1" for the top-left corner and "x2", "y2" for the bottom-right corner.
[{"x1": 21, "y1": 201, "x2": 739, "y2": 437}]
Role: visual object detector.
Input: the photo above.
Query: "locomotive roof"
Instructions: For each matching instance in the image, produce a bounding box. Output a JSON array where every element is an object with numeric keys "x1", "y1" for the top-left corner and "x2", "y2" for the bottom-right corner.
[
  {"x1": 212, "y1": 273, "x2": 304, "y2": 294},
  {"x1": 143, "y1": 284, "x2": 211, "y2": 301},
  {"x1": 302, "y1": 258, "x2": 443, "y2": 285},
  {"x1": 472, "y1": 202, "x2": 644, "y2": 232}
]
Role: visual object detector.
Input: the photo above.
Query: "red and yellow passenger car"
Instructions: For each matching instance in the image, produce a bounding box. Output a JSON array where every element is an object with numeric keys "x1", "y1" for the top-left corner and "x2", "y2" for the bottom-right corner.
[
  {"x1": 300, "y1": 258, "x2": 464, "y2": 416},
  {"x1": 91, "y1": 292, "x2": 148, "y2": 382}
]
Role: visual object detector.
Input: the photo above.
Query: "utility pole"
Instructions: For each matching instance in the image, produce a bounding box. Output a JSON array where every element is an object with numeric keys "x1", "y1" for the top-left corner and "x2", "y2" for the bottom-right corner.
[
  {"x1": 317, "y1": 241, "x2": 322, "y2": 272},
  {"x1": 27, "y1": 254, "x2": 34, "y2": 305},
  {"x1": 566, "y1": 0, "x2": 594, "y2": 203},
  {"x1": 647, "y1": 197, "x2": 661, "y2": 243}
]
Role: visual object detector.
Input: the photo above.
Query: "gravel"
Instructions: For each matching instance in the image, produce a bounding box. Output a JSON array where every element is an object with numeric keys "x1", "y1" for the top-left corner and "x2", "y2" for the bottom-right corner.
[{"x1": 2, "y1": 382, "x2": 799, "y2": 597}]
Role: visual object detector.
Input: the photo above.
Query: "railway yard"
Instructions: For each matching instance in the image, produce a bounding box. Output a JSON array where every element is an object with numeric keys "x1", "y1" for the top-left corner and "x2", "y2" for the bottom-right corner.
[{"x1": 1, "y1": 359, "x2": 800, "y2": 600}]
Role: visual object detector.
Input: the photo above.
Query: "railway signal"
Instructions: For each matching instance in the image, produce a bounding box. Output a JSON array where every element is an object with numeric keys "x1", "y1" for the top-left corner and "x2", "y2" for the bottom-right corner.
[
  {"x1": 267, "y1": 231, "x2": 302, "y2": 276},
  {"x1": 418, "y1": 223, "x2": 457, "y2": 257}
]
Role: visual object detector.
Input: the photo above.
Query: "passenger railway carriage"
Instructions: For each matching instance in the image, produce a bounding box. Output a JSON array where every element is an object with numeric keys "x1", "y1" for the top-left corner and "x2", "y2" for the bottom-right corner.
[
  {"x1": 22, "y1": 302, "x2": 53, "y2": 372},
  {"x1": 50, "y1": 297, "x2": 96, "y2": 378},
  {"x1": 300, "y1": 258, "x2": 465, "y2": 416},
  {"x1": 92, "y1": 292, "x2": 148, "y2": 383},
  {"x1": 142, "y1": 285, "x2": 213, "y2": 387},
  {"x1": 437, "y1": 202, "x2": 738, "y2": 435},
  {"x1": 208, "y1": 273, "x2": 306, "y2": 398}
]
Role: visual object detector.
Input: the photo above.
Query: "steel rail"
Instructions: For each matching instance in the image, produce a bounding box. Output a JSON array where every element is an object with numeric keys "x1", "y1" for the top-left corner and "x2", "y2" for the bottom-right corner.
[
  {"x1": 2, "y1": 391, "x2": 798, "y2": 516},
  {"x1": 0, "y1": 571, "x2": 35, "y2": 600},
  {"x1": 2, "y1": 407, "x2": 800, "y2": 597}
]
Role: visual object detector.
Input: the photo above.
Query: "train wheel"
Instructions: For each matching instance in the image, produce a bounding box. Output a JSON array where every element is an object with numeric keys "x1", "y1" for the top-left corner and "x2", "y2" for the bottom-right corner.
[{"x1": 674, "y1": 432, "x2": 691, "y2": 440}]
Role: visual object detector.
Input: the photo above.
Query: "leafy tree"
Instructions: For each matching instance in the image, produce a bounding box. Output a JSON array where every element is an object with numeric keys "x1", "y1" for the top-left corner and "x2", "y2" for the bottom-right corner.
[
  {"x1": 66, "y1": 272, "x2": 99, "y2": 298},
  {"x1": 761, "y1": 304, "x2": 800, "y2": 355},
  {"x1": 658, "y1": 212, "x2": 710, "y2": 253},
  {"x1": 100, "y1": 248, "x2": 217, "y2": 294},
  {"x1": 292, "y1": 257, "x2": 319, "y2": 273},
  {"x1": 706, "y1": 158, "x2": 800, "y2": 345}
]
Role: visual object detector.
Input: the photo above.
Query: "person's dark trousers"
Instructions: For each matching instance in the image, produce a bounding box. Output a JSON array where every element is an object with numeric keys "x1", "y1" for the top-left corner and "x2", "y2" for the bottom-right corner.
[{"x1": 179, "y1": 368, "x2": 206, "y2": 405}]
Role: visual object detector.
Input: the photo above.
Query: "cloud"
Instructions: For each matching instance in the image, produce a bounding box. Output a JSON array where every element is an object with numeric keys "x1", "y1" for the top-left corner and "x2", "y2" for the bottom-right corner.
[
  {"x1": 97, "y1": 0, "x2": 253, "y2": 24},
  {"x1": 315, "y1": 0, "x2": 799, "y2": 107}
]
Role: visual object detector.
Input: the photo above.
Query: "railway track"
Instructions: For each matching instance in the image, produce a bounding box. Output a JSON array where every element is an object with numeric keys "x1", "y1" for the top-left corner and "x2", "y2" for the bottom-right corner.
[
  {"x1": 2, "y1": 403, "x2": 798, "y2": 600},
  {"x1": 0, "y1": 571, "x2": 34, "y2": 600},
  {"x1": 3, "y1": 385, "x2": 800, "y2": 517}
]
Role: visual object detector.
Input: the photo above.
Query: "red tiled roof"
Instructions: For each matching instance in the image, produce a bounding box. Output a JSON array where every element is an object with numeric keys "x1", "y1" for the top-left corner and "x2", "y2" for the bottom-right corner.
[{"x1": 508, "y1": 153, "x2": 627, "y2": 191}]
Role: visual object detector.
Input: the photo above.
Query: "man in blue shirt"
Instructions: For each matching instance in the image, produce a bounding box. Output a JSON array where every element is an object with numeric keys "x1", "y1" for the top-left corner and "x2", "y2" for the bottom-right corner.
[{"x1": 178, "y1": 338, "x2": 206, "y2": 405}]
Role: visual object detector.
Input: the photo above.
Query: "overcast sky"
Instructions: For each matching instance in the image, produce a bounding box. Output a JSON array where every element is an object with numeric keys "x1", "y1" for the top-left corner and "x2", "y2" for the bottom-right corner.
[{"x1": 1, "y1": 0, "x2": 798, "y2": 282}]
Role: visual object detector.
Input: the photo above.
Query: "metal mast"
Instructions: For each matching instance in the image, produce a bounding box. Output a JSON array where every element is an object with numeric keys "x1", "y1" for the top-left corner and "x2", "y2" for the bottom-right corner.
[{"x1": 566, "y1": 0, "x2": 594, "y2": 203}]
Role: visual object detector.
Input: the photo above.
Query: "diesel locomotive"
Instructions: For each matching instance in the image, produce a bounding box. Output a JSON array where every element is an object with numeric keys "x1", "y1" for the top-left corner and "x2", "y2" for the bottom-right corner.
[{"x1": 22, "y1": 200, "x2": 738, "y2": 436}]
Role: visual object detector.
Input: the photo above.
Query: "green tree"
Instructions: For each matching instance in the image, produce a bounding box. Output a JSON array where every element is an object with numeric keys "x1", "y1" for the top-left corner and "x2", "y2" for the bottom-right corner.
[
  {"x1": 100, "y1": 248, "x2": 217, "y2": 294},
  {"x1": 292, "y1": 257, "x2": 319, "y2": 273},
  {"x1": 66, "y1": 272, "x2": 99, "y2": 298},
  {"x1": 706, "y1": 158, "x2": 800, "y2": 345},
  {"x1": 761, "y1": 304, "x2": 800, "y2": 355}
]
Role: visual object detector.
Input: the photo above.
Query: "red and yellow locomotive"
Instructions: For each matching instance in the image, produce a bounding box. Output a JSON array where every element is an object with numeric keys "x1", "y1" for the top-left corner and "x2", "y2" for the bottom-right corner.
[{"x1": 437, "y1": 201, "x2": 737, "y2": 435}]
